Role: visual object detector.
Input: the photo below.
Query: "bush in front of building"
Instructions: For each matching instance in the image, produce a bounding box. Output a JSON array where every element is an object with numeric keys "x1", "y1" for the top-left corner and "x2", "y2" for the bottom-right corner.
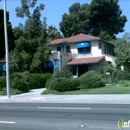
[
  {"x1": 26, "y1": 73, "x2": 52, "y2": 89},
  {"x1": 11, "y1": 76, "x2": 29, "y2": 92},
  {"x1": 54, "y1": 67, "x2": 72, "y2": 78},
  {"x1": 0, "y1": 76, "x2": 6, "y2": 90},
  {"x1": 45, "y1": 76, "x2": 56, "y2": 89},
  {"x1": 100, "y1": 73, "x2": 110, "y2": 84},
  {"x1": 0, "y1": 72, "x2": 52, "y2": 94},
  {"x1": 114, "y1": 70, "x2": 130, "y2": 83},
  {"x1": 48, "y1": 78, "x2": 79, "y2": 92},
  {"x1": 116, "y1": 80, "x2": 130, "y2": 87},
  {"x1": 79, "y1": 71, "x2": 105, "y2": 89}
]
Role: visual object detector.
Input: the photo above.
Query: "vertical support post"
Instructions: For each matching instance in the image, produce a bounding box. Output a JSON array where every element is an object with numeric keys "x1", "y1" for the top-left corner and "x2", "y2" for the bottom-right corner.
[
  {"x1": 76, "y1": 65, "x2": 78, "y2": 77},
  {"x1": 4, "y1": 0, "x2": 10, "y2": 98},
  {"x1": 88, "y1": 64, "x2": 90, "y2": 71},
  {"x1": 60, "y1": 55, "x2": 62, "y2": 70},
  {"x1": 61, "y1": 44, "x2": 64, "y2": 54}
]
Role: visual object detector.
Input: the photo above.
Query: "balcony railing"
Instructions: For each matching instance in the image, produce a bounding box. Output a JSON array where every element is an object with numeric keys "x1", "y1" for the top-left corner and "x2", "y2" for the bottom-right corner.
[{"x1": 72, "y1": 53, "x2": 92, "y2": 59}]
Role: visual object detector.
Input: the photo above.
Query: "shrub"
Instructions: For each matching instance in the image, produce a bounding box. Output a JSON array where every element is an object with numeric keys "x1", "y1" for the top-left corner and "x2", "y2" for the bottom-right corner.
[
  {"x1": 54, "y1": 67, "x2": 72, "y2": 78},
  {"x1": 11, "y1": 76, "x2": 29, "y2": 92},
  {"x1": 26, "y1": 73, "x2": 51, "y2": 89},
  {"x1": 114, "y1": 70, "x2": 130, "y2": 83},
  {"x1": 48, "y1": 78, "x2": 79, "y2": 92},
  {"x1": 10, "y1": 72, "x2": 23, "y2": 80},
  {"x1": 0, "y1": 87, "x2": 22, "y2": 95},
  {"x1": 42, "y1": 73, "x2": 52, "y2": 86},
  {"x1": 0, "y1": 76, "x2": 6, "y2": 90},
  {"x1": 79, "y1": 71, "x2": 105, "y2": 89},
  {"x1": 45, "y1": 76, "x2": 56, "y2": 89},
  {"x1": 10, "y1": 72, "x2": 51, "y2": 93},
  {"x1": 100, "y1": 73, "x2": 110, "y2": 84},
  {"x1": 116, "y1": 80, "x2": 130, "y2": 87}
]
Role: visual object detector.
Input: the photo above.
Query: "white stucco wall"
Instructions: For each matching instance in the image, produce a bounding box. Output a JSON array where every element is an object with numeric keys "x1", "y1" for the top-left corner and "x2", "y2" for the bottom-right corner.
[
  {"x1": 104, "y1": 55, "x2": 116, "y2": 66},
  {"x1": 62, "y1": 53, "x2": 72, "y2": 66},
  {"x1": 91, "y1": 41, "x2": 102, "y2": 57},
  {"x1": 49, "y1": 51, "x2": 61, "y2": 71}
]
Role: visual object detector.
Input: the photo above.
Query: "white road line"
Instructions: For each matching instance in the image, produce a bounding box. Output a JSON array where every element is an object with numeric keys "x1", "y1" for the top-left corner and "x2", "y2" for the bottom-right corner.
[
  {"x1": 38, "y1": 107, "x2": 90, "y2": 110},
  {"x1": 0, "y1": 121, "x2": 16, "y2": 124}
]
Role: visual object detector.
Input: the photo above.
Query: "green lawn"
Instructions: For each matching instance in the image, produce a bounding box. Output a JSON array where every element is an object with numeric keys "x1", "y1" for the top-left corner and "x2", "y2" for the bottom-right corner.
[{"x1": 56, "y1": 86, "x2": 130, "y2": 95}]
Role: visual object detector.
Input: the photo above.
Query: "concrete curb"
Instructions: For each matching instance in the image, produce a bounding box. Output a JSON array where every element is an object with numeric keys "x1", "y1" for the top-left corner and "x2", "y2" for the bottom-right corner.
[{"x1": 0, "y1": 94, "x2": 130, "y2": 104}]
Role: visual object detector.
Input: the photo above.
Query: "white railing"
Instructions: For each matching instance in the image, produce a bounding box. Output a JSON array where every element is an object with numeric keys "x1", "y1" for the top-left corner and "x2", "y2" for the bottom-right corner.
[{"x1": 72, "y1": 53, "x2": 92, "y2": 59}]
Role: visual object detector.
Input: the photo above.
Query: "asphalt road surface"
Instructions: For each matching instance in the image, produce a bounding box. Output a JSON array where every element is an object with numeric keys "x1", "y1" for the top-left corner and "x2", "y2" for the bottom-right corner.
[{"x1": 0, "y1": 103, "x2": 130, "y2": 130}]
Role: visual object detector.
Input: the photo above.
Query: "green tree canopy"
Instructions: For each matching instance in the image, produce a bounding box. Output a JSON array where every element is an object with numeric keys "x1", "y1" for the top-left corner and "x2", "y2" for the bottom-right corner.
[
  {"x1": 59, "y1": 3, "x2": 90, "y2": 37},
  {"x1": 47, "y1": 25, "x2": 63, "y2": 42},
  {"x1": 0, "y1": 9, "x2": 15, "y2": 58},
  {"x1": 122, "y1": 32, "x2": 130, "y2": 43},
  {"x1": 89, "y1": 0, "x2": 127, "y2": 39},
  {"x1": 11, "y1": 0, "x2": 50, "y2": 73},
  {"x1": 59, "y1": 0, "x2": 127, "y2": 40},
  {"x1": 114, "y1": 38, "x2": 130, "y2": 71}
]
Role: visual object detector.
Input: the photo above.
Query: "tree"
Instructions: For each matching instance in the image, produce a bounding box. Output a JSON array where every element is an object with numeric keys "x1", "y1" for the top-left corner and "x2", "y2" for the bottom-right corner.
[
  {"x1": 11, "y1": 0, "x2": 50, "y2": 73},
  {"x1": 59, "y1": 0, "x2": 127, "y2": 40},
  {"x1": 0, "y1": 9, "x2": 15, "y2": 58},
  {"x1": 59, "y1": 3, "x2": 90, "y2": 37},
  {"x1": 122, "y1": 32, "x2": 130, "y2": 43},
  {"x1": 47, "y1": 25, "x2": 63, "y2": 42},
  {"x1": 114, "y1": 38, "x2": 130, "y2": 71},
  {"x1": 103, "y1": 64, "x2": 116, "y2": 84},
  {"x1": 89, "y1": 0, "x2": 127, "y2": 39}
]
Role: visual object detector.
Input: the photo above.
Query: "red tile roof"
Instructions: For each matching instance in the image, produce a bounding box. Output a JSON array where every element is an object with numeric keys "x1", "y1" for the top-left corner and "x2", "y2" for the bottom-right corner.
[
  {"x1": 49, "y1": 33, "x2": 100, "y2": 45},
  {"x1": 67, "y1": 56, "x2": 105, "y2": 65}
]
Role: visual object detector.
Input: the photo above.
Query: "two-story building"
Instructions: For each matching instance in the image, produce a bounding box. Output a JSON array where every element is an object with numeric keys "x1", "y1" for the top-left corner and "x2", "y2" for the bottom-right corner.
[{"x1": 44, "y1": 33, "x2": 115, "y2": 77}]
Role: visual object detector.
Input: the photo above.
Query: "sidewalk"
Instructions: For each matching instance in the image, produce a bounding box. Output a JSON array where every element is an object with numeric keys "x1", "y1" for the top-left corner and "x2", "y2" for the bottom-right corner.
[{"x1": 0, "y1": 88, "x2": 130, "y2": 104}]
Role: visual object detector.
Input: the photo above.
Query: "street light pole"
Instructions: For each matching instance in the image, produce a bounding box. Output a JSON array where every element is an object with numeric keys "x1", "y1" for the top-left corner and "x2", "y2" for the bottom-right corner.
[{"x1": 3, "y1": 0, "x2": 11, "y2": 98}]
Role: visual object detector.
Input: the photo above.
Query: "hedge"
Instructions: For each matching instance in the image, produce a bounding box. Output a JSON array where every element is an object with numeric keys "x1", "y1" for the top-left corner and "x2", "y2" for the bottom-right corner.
[
  {"x1": 48, "y1": 78, "x2": 79, "y2": 92},
  {"x1": 79, "y1": 71, "x2": 105, "y2": 89}
]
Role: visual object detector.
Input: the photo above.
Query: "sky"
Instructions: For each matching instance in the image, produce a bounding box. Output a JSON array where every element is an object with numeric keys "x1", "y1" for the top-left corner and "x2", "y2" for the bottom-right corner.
[{"x1": 0, "y1": 0, "x2": 130, "y2": 38}]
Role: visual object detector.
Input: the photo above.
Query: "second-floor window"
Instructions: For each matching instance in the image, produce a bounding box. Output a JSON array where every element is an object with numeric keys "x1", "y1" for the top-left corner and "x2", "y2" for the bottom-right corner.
[
  {"x1": 57, "y1": 47, "x2": 61, "y2": 52},
  {"x1": 78, "y1": 47, "x2": 91, "y2": 54},
  {"x1": 76, "y1": 42, "x2": 91, "y2": 55},
  {"x1": 98, "y1": 43, "x2": 102, "y2": 49},
  {"x1": 66, "y1": 46, "x2": 70, "y2": 53}
]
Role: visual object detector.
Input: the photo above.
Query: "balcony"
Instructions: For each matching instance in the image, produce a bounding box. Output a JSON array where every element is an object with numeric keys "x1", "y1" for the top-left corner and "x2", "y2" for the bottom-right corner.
[{"x1": 72, "y1": 53, "x2": 92, "y2": 59}]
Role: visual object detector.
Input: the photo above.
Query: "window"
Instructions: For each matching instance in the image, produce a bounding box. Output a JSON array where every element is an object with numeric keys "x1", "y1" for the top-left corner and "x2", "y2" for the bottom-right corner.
[
  {"x1": 66, "y1": 46, "x2": 70, "y2": 53},
  {"x1": 98, "y1": 43, "x2": 102, "y2": 49},
  {"x1": 104, "y1": 45, "x2": 107, "y2": 54},
  {"x1": 57, "y1": 47, "x2": 61, "y2": 52},
  {"x1": 78, "y1": 47, "x2": 91, "y2": 54}
]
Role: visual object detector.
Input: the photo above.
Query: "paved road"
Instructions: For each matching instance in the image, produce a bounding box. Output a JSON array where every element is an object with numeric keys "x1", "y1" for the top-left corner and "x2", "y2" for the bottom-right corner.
[{"x1": 0, "y1": 103, "x2": 130, "y2": 130}]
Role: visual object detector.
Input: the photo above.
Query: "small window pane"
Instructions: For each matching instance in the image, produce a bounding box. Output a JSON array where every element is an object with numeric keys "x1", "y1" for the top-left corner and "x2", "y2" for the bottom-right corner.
[
  {"x1": 99, "y1": 43, "x2": 102, "y2": 49},
  {"x1": 66, "y1": 46, "x2": 70, "y2": 53},
  {"x1": 57, "y1": 47, "x2": 61, "y2": 51}
]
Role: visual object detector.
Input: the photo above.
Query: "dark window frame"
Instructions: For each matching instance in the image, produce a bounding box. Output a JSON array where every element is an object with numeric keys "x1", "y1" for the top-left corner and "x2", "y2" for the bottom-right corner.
[
  {"x1": 57, "y1": 47, "x2": 61, "y2": 52},
  {"x1": 66, "y1": 46, "x2": 71, "y2": 53},
  {"x1": 78, "y1": 47, "x2": 91, "y2": 54},
  {"x1": 99, "y1": 43, "x2": 102, "y2": 49}
]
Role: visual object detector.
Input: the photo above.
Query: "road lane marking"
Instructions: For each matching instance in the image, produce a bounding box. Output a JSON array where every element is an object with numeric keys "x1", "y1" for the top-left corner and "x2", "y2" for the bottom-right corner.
[
  {"x1": 0, "y1": 121, "x2": 16, "y2": 124},
  {"x1": 38, "y1": 107, "x2": 90, "y2": 110}
]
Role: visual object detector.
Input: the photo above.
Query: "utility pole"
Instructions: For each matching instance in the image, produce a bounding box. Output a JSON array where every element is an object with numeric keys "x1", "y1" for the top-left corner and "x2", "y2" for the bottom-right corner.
[{"x1": 3, "y1": 0, "x2": 11, "y2": 98}]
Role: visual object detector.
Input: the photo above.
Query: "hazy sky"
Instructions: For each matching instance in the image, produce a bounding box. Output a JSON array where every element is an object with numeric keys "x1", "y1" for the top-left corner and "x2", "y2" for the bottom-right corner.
[{"x1": 0, "y1": 0, "x2": 129, "y2": 38}]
